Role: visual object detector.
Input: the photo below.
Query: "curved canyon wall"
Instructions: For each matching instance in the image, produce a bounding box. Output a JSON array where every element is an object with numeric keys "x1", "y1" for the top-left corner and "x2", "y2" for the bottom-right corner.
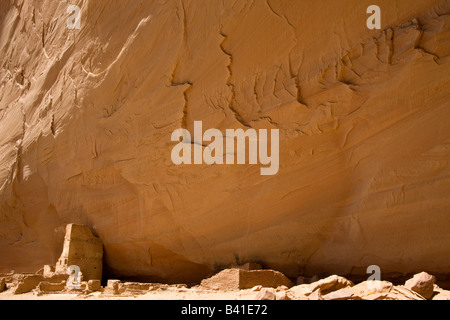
[{"x1": 0, "y1": 0, "x2": 449, "y2": 284}]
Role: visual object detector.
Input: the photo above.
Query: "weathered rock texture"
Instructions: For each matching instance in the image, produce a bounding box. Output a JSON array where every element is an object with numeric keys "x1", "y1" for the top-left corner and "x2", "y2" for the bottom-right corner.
[
  {"x1": 0, "y1": 0, "x2": 450, "y2": 284},
  {"x1": 405, "y1": 271, "x2": 436, "y2": 299},
  {"x1": 201, "y1": 268, "x2": 293, "y2": 290},
  {"x1": 10, "y1": 272, "x2": 67, "y2": 294},
  {"x1": 55, "y1": 224, "x2": 103, "y2": 281}
]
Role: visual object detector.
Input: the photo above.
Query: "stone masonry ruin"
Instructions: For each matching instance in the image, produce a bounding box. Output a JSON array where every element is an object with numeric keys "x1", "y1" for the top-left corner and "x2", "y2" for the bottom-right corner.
[{"x1": 54, "y1": 224, "x2": 103, "y2": 281}]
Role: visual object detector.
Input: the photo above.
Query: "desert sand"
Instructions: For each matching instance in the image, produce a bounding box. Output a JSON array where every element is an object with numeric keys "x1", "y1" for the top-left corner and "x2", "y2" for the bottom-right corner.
[{"x1": 0, "y1": 288, "x2": 258, "y2": 301}]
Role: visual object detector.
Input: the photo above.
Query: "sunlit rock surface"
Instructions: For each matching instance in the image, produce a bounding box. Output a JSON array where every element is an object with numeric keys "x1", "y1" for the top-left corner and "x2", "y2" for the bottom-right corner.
[{"x1": 0, "y1": 0, "x2": 449, "y2": 284}]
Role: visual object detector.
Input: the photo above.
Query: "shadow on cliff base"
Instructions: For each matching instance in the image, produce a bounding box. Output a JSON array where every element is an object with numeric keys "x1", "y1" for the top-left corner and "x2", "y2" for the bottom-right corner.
[{"x1": 101, "y1": 243, "x2": 212, "y2": 286}]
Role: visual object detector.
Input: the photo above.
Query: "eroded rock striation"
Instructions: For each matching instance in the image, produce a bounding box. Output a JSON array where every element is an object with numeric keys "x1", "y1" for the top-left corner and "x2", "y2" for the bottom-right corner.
[{"x1": 0, "y1": 0, "x2": 449, "y2": 284}]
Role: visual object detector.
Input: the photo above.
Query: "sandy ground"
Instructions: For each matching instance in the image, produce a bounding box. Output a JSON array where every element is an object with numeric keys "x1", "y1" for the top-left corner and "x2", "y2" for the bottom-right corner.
[
  {"x1": 1, "y1": 1, "x2": 450, "y2": 282},
  {"x1": 0, "y1": 288, "x2": 258, "y2": 300}
]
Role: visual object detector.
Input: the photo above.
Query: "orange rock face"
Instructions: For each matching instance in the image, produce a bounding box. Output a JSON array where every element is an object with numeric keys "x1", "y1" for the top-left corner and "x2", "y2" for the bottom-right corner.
[{"x1": 0, "y1": 0, "x2": 449, "y2": 284}]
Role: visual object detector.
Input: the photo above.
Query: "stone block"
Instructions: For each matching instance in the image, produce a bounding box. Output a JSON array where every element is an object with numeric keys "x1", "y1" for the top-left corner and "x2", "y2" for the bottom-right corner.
[{"x1": 201, "y1": 268, "x2": 293, "y2": 290}]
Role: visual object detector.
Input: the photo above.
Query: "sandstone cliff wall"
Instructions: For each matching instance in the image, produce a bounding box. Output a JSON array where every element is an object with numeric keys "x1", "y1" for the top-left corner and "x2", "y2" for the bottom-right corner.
[{"x1": 0, "y1": 0, "x2": 449, "y2": 283}]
